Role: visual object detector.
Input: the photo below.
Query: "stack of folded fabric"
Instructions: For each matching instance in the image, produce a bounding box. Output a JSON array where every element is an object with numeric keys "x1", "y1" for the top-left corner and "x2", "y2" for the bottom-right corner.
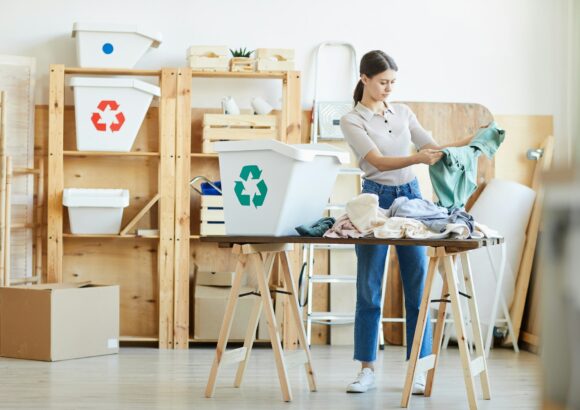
[{"x1": 321, "y1": 193, "x2": 500, "y2": 240}]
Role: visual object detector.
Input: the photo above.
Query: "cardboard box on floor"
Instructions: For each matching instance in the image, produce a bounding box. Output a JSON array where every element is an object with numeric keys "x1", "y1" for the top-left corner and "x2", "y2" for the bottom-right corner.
[
  {"x1": 196, "y1": 270, "x2": 236, "y2": 287},
  {"x1": 194, "y1": 285, "x2": 256, "y2": 340},
  {"x1": 0, "y1": 283, "x2": 119, "y2": 361},
  {"x1": 258, "y1": 288, "x2": 284, "y2": 341}
]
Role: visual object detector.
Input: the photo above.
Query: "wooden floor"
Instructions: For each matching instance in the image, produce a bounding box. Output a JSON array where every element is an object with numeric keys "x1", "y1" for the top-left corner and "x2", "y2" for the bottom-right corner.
[{"x1": 0, "y1": 345, "x2": 540, "y2": 409}]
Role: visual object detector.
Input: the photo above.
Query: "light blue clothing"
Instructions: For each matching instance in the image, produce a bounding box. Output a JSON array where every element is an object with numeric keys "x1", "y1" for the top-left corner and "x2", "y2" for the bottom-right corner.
[
  {"x1": 429, "y1": 122, "x2": 505, "y2": 209},
  {"x1": 386, "y1": 197, "x2": 475, "y2": 233},
  {"x1": 354, "y1": 178, "x2": 432, "y2": 362},
  {"x1": 386, "y1": 196, "x2": 448, "y2": 220}
]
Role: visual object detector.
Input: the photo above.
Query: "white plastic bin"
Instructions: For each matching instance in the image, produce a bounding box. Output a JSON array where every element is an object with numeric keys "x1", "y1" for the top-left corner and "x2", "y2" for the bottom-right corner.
[
  {"x1": 214, "y1": 140, "x2": 349, "y2": 236},
  {"x1": 63, "y1": 189, "x2": 129, "y2": 234},
  {"x1": 70, "y1": 77, "x2": 160, "y2": 152},
  {"x1": 72, "y1": 23, "x2": 162, "y2": 68}
]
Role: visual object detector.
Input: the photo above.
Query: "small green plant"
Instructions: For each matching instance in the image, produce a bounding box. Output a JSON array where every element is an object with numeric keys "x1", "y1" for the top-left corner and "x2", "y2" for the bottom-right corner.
[{"x1": 230, "y1": 47, "x2": 254, "y2": 58}]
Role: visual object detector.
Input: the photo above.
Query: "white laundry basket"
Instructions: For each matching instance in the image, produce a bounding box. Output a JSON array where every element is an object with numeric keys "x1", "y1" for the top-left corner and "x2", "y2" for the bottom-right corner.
[
  {"x1": 72, "y1": 22, "x2": 162, "y2": 68},
  {"x1": 63, "y1": 189, "x2": 130, "y2": 234},
  {"x1": 214, "y1": 139, "x2": 349, "y2": 236},
  {"x1": 70, "y1": 77, "x2": 160, "y2": 152}
]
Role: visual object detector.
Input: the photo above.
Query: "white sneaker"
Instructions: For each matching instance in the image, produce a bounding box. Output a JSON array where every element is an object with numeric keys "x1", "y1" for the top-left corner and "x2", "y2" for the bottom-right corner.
[
  {"x1": 346, "y1": 368, "x2": 376, "y2": 393},
  {"x1": 412, "y1": 372, "x2": 426, "y2": 395}
]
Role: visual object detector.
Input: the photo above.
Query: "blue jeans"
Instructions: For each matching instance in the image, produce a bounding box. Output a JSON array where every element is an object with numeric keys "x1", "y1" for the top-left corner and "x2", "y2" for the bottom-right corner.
[{"x1": 354, "y1": 178, "x2": 433, "y2": 362}]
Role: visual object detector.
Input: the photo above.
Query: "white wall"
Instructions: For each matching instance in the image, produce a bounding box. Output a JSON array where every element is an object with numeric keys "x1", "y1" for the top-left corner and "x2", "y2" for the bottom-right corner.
[{"x1": 0, "y1": 0, "x2": 573, "y2": 161}]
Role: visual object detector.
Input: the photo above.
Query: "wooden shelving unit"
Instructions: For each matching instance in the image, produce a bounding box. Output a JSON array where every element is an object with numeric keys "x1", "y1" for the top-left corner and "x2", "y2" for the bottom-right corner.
[
  {"x1": 47, "y1": 65, "x2": 177, "y2": 348},
  {"x1": 46, "y1": 65, "x2": 302, "y2": 350},
  {"x1": 173, "y1": 68, "x2": 302, "y2": 348}
]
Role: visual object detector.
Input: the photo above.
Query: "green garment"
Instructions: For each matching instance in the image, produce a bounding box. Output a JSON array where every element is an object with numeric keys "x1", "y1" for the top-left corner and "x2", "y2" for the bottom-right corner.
[{"x1": 429, "y1": 122, "x2": 505, "y2": 209}]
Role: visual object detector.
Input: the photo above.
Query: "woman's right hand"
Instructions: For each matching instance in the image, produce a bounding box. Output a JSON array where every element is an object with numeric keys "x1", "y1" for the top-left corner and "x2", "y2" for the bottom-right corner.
[{"x1": 415, "y1": 149, "x2": 443, "y2": 165}]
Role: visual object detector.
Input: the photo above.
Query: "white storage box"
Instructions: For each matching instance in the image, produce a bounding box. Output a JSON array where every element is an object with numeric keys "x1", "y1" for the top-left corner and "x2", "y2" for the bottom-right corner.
[
  {"x1": 72, "y1": 22, "x2": 162, "y2": 68},
  {"x1": 70, "y1": 77, "x2": 160, "y2": 152},
  {"x1": 63, "y1": 189, "x2": 129, "y2": 234},
  {"x1": 214, "y1": 140, "x2": 349, "y2": 236}
]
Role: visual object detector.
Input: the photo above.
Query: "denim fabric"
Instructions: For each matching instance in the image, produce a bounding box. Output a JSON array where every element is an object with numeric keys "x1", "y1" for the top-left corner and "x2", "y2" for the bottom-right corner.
[{"x1": 354, "y1": 178, "x2": 433, "y2": 362}]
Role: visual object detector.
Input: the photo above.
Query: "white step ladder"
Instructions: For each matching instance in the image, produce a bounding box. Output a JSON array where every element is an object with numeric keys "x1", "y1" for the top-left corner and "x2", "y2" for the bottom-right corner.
[{"x1": 302, "y1": 42, "x2": 391, "y2": 348}]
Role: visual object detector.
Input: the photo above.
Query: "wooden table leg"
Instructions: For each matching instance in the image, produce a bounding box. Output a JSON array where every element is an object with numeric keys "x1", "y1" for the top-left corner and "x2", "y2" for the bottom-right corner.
[
  {"x1": 280, "y1": 250, "x2": 317, "y2": 392},
  {"x1": 234, "y1": 252, "x2": 276, "y2": 387},
  {"x1": 459, "y1": 252, "x2": 491, "y2": 400},
  {"x1": 205, "y1": 243, "x2": 315, "y2": 403},
  {"x1": 254, "y1": 251, "x2": 292, "y2": 402},
  {"x1": 401, "y1": 253, "x2": 439, "y2": 408},
  {"x1": 205, "y1": 254, "x2": 247, "y2": 398},
  {"x1": 425, "y1": 270, "x2": 449, "y2": 397},
  {"x1": 443, "y1": 254, "x2": 478, "y2": 410}
]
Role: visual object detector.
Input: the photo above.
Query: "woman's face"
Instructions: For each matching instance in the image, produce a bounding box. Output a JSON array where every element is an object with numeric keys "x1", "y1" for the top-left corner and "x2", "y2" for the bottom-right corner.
[{"x1": 362, "y1": 69, "x2": 397, "y2": 102}]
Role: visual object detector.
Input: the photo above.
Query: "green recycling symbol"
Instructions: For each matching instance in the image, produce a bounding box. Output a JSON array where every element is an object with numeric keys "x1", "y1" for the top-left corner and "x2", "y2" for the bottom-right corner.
[{"x1": 234, "y1": 165, "x2": 268, "y2": 208}]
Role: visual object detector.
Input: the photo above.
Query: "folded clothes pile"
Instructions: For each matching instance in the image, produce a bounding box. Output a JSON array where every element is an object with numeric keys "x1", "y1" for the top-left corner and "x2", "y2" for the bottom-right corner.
[{"x1": 321, "y1": 193, "x2": 501, "y2": 240}]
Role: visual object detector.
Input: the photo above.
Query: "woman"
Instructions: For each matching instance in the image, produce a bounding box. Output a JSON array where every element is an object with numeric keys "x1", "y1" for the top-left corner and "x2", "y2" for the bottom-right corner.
[{"x1": 340, "y1": 50, "x2": 473, "y2": 395}]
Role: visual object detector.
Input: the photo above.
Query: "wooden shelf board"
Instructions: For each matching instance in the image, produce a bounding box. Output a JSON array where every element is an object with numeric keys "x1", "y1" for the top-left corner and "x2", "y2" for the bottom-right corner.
[
  {"x1": 190, "y1": 71, "x2": 288, "y2": 79},
  {"x1": 63, "y1": 233, "x2": 159, "y2": 239},
  {"x1": 188, "y1": 338, "x2": 271, "y2": 343},
  {"x1": 119, "y1": 336, "x2": 159, "y2": 342},
  {"x1": 64, "y1": 151, "x2": 160, "y2": 157},
  {"x1": 190, "y1": 153, "x2": 218, "y2": 159},
  {"x1": 64, "y1": 67, "x2": 161, "y2": 76}
]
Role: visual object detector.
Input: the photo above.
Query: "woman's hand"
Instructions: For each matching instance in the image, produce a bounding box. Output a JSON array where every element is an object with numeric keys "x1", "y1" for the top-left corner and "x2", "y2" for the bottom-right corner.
[
  {"x1": 460, "y1": 122, "x2": 491, "y2": 145},
  {"x1": 415, "y1": 149, "x2": 443, "y2": 165}
]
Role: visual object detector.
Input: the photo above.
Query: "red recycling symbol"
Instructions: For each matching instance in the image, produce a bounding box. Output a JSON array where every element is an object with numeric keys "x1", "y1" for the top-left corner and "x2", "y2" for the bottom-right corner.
[{"x1": 91, "y1": 100, "x2": 125, "y2": 132}]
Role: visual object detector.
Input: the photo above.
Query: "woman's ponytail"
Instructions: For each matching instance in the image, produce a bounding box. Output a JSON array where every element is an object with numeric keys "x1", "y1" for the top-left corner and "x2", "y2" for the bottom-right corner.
[{"x1": 353, "y1": 79, "x2": 365, "y2": 105}]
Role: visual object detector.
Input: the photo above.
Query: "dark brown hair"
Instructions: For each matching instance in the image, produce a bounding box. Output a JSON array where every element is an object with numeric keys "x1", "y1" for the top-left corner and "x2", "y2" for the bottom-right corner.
[{"x1": 353, "y1": 50, "x2": 398, "y2": 104}]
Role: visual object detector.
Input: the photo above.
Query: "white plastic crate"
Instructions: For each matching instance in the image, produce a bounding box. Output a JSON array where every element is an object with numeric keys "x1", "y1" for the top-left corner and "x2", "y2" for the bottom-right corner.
[
  {"x1": 214, "y1": 139, "x2": 349, "y2": 236},
  {"x1": 70, "y1": 77, "x2": 160, "y2": 152},
  {"x1": 63, "y1": 188, "x2": 129, "y2": 234},
  {"x1": 72, "y1": 22, "x2": 162, "y2": 68}
]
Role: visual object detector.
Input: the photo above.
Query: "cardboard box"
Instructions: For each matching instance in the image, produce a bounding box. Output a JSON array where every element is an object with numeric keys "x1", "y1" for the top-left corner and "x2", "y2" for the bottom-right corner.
[
  {"x1": 0, "y1": 283, "x2": 119, "y2": 361},
  {"x1": 193, "y1": 285, "x2": 255, "y2": 340},
  {"x1": 196, "y1": 271, "x2": 236, "y2": 287},
  {"x1": 258, "y1": 288, "x2": 284, "y2": 341}
]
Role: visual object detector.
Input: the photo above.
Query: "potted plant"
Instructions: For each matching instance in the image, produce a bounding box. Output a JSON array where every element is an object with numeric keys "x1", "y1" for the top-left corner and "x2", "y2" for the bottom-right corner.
[{"x1": 229, "y1": 47, "x2": 256, "y2": 72}]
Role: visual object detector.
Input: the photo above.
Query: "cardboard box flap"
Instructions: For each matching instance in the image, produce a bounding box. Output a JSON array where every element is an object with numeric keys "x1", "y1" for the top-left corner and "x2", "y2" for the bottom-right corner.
[
  {"x1": 195, "y1": 284, "x2": 253, "y2": 299},
  {"x1": 8, "y1": 281, "x2": 93, "y2": 291}
]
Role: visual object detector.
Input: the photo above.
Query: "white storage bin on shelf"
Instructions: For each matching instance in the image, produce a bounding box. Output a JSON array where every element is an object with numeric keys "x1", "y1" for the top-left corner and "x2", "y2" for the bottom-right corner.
[
  {"x1": 63, "y1": 188, "x2": 129, "y2": 234},
  {"x1": 72, "y1": 22, "x2": 162, "y2": 68},
  {"x1": 70, "y1": 77, "x2": 160, "y2": 152},
  {"x1": 214, "y1": 139, "x2": 349, "y2": 236}
]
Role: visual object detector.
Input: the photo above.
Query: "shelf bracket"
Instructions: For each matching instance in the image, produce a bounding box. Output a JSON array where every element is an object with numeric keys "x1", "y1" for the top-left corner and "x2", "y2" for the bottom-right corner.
[{"x1": 119, "y1": 193, "x2": 161, "y2": 236}]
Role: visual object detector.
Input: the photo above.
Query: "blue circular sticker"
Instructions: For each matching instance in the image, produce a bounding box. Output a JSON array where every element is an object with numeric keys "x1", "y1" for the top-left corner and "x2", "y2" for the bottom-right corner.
[{"x1": 102, "y1": 43, "x2": 114, "y2": 54}]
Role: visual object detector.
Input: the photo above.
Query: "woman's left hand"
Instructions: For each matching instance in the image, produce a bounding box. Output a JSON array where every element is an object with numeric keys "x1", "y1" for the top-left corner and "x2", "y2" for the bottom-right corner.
[{"x1": 463, "y1": 122, "x2": 491, "y2": 145}]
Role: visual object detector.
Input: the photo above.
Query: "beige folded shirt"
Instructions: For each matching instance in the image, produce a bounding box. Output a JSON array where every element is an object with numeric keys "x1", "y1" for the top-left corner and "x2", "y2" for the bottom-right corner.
[{"x1": 340, "y1": 102, "x2": 436, "y2": 186}]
